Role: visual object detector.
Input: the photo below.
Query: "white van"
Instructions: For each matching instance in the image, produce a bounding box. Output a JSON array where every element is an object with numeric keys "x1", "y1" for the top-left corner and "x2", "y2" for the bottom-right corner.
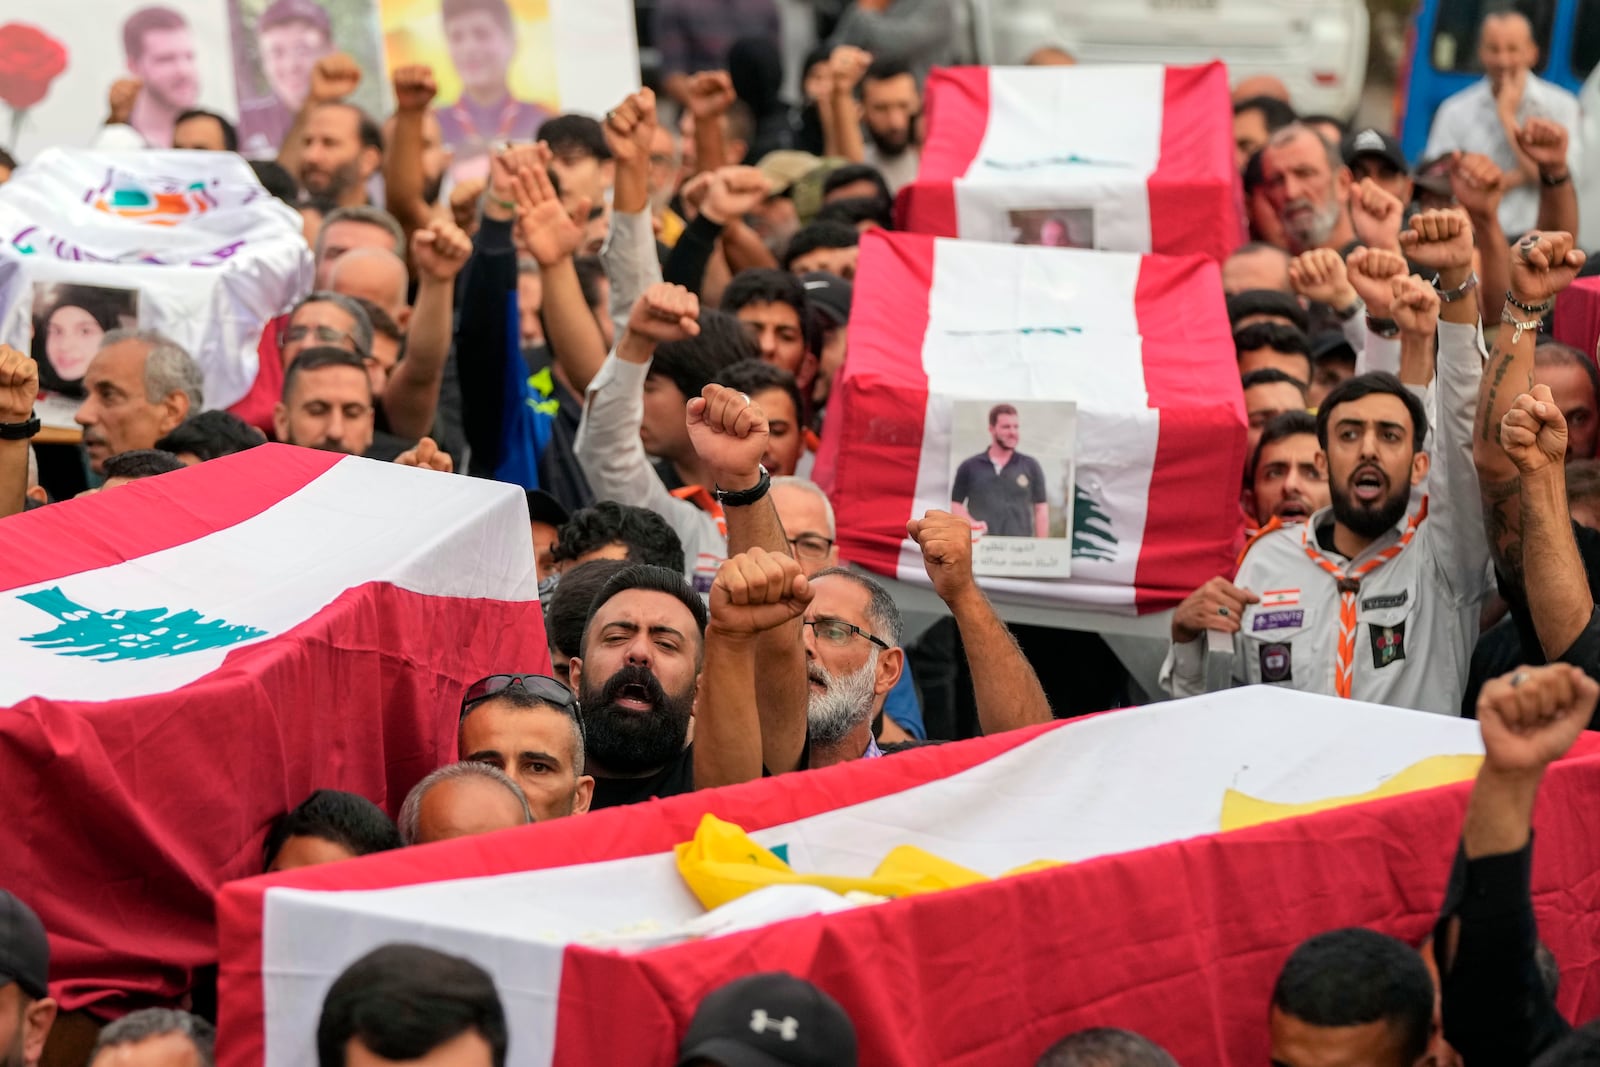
[{"x1": 966, "y1": 0, "x2": 1370, "y2": 118}]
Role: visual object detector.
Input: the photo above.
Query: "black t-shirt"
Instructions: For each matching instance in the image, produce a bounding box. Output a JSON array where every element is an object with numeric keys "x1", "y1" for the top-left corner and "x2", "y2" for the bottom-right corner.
[
  {"x1": 1490, "y1": 521, "x2": 1600, "y2": 728},
  {"x1": 589, "y1": 744, "x2": 695, "y2": 810}
]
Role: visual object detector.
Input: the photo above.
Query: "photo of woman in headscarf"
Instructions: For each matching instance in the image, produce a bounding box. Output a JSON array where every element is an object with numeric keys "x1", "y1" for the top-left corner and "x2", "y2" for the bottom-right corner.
[{"x1": 30, "y1": 283, "x2": 141, "y2": 395}]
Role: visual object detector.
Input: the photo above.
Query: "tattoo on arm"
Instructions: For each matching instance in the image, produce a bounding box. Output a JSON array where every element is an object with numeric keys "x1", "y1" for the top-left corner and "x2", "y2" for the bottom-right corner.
[{"x1": 1478, "y1": 345, "x2": 1516, "y2": 443}]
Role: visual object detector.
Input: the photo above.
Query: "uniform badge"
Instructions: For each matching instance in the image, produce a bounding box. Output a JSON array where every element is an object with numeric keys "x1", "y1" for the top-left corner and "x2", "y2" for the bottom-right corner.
[
  {"x1": 1259, "y1": 642, "x2": 1292, "y2": 683},
  {"x1": 1016, "y1": 474, "x2": 1029, "y2": 487},
  {"x1": 1369, "y1": 621, "x2": 1406, "y2": 669}
]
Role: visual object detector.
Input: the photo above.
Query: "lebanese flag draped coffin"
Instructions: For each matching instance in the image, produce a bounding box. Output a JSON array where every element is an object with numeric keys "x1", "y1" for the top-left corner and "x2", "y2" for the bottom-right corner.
[
  {"x1": 897, "y1": 63, "x2": 1243, "y2": 260},
  {"x1": 0, "y1": 445, "x2": 545, "y2": 1014},
  {"x1": 217, "y1": 689, "x2": 1600, "y2": 1067},
  {"x1": 813, "y1": 228, "x2": 1246, "y2": 612}
]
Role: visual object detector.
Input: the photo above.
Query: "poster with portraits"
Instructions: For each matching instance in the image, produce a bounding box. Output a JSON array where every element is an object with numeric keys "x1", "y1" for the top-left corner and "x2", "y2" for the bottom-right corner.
[
  {"x1": 1, "y1": 0, "x2": 637, "y2": 163},
  {"x1": 947, "y1": 399, "x2": 1076, "y2": 579}
]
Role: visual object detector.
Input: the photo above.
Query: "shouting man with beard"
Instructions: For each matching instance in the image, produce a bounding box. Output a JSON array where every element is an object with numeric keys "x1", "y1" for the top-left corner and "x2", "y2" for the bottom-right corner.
[{"x1": 1163, "y1": 212, "x2": 1490, "y2": 715}]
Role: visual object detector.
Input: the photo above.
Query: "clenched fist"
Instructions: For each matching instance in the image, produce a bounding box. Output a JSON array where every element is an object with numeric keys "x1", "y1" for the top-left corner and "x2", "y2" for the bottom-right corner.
[
  {"x1": 1172, "y1": 576, "x2": 1260, "y2": 644},
  {"x1": 1477, "y1": 663, "x2": 1597, "y2": 776},
  {"x1": 908, "y1": 509, "x2": 978, "y2": 603},
  {"x1": 1508, "y1": 230, "x2": 1585, "y2": 308},
  {"x1": 392, "y1": 65, "x2": 437, "y2": 113},
  {"x1": 310, "y1": 53, "x2": 362, "y2": 106},
  {"x1": 625, "y1": 283, "x2": 701, "y2": 344},
  {"x1": 1346, "y1": 246, "x2": 1409, "y2": 318},
  {"x1": 0, "y1": 344, "x2": 39, "y2": 424},
  {"x1": 709, "y1": 548, "x2": 813, "y2": 637},
  {"x1": 1500, "y1": 384, "x2": 1569, "y2": 475}
]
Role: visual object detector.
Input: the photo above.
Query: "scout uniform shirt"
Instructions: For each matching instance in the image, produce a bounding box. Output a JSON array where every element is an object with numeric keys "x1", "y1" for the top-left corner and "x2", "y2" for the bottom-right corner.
[{"x1": 1161, "y1": 321, "x2": 1490, "y2": 715}]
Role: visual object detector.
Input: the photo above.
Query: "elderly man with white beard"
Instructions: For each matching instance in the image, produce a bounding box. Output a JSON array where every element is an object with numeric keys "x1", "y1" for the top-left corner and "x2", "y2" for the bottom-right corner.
[{"x1": 692, "y1": 510, "x2": 1054, "y2": 786}]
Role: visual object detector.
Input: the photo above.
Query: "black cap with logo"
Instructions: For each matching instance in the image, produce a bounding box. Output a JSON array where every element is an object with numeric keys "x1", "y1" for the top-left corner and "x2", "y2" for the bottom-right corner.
[
  {"x1": 676, "y1": 972, "x2": 858, "y2": 1067},
  {"x1": 1341, "y1": 127, "x2": 1409, "y2": 174}
]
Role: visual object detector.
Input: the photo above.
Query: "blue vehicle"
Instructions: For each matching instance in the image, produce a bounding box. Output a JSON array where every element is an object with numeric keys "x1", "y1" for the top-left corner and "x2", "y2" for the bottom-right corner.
[{"x1": 1397, "y1": 0, "x2": 1600, "y2": 162}]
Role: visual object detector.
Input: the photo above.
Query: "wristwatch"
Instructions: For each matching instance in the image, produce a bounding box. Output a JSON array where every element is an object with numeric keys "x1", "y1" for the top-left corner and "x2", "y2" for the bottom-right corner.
[
  {"x1": 714, "y1": 465, "x2": 771, "y2": 507},
  {"x1": 0, "y1": 412, "x2": 40, "y2": 441}
]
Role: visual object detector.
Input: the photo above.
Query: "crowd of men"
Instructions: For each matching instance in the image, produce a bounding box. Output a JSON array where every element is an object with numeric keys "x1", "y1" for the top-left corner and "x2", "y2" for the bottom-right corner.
[{"x1": 6, "y1": 2, "x2": 1600, "y2": 1065}]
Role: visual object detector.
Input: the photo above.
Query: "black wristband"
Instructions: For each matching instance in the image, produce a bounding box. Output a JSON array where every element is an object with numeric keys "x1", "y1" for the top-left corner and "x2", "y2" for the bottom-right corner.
[
  {"x1": 0, "y1": 413, "x2": 40, "y2": 441},
  {"x1": 715, "y1": 466, "x2": 771, "y2": 507},
  {"x1": 1540, "y1": 169, "x2": 1571, "y2": 187},
  {"x1": 1365, "y1": 315, "x2": 1400, "y2": 339}
]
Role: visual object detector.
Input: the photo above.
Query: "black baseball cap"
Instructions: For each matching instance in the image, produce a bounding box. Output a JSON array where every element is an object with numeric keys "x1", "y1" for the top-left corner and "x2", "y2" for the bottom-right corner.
[
  {"x1": 1342, "y1": 127, "x2": 1409, "y2": 174},
  {"x1": 0, "y1": 891, "x2": 49, "y2": 1001},
  {"x1": 1311, "y1": 330, "x2": 1357, "y2": 368},
  {"x1": 525, "y1": 489, "x2": 570, "y2": 529},
  {"x1": 799, "y1": 272, "x2": 852, "y2": 327},
  {"x1": 676, "y1": 972, "x2": 858, "y2": 1067}
]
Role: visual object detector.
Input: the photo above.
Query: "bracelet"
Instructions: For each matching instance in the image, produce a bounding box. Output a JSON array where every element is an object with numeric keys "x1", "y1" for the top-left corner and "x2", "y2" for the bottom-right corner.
[
  {"x1": 0, "y1": 412, "x2": 40, "y2": 441},
  {"x1": 1501, "y1": 304, "x2": 1543, "y2": 345},
  {"x1": 1431, "y1": 271, "x2": 1479, "y2": 303},
  {"x1": 1333, "y1": 298, "x2": 1363, "y2": 322},
  {"x1": 1540, "y1": 170, "x2": 1571, "y2": 187},
  {"x1": 1505, "y1": 290, "x2": 1554, "y2": 316},
  {"x1": 1365, "y1": 315, "x2": 1400, "y2": 339},
  {"x1": 714, "y1": 466, "x2": 771, "y2": 508},
  {"x1": 484, "y1": 194, "x2": 517, "y2": 212}
]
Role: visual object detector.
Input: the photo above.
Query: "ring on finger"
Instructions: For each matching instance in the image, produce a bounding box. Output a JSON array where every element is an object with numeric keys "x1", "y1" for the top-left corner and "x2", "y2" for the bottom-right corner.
[
  {"x1": 1511, "y1": 670, "x2": 1530, "y2": 687},
  {"x1": 1217, "y1": 606, "x2": 1229, "y2": 618}
]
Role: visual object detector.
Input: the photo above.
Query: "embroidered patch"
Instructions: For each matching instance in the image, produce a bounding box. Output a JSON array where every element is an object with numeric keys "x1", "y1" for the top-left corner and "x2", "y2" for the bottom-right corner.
[
  {"x1": 1016, "y1": 474, "x2": 1029, "y2": 487},
  {"x1": 1260, "y1": 589, "x2": 1299, "y2": 607},
  {"x1": 1259, "y1": 642, "x2": 1293, "y2": 683},
  {"x1": 1252, "y1": 609, "x2": 1305, "y2": 632},
  {"x1": 1369, "y1": 621, "x2": 1407, "y2": 669},
  {"x1": 1361, "y1": 591, "x2": 1409, "y2": 612}
]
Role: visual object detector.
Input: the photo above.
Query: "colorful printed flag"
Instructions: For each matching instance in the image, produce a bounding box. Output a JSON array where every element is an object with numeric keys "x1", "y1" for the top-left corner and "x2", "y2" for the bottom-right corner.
[
  {"x1": 898, "y1": 63, "x2": 1243, "y2": 261},
  {"x1": 0, "y1": 148, "x2": 310, "y2": 410},
  {"x1": 216, "y1": 688, "x2": 1600, "y2": 1067},
  {"x1": 0, "y1": 445, "x2": 545, "y2": 1013},
  {"x1": 813, "y1": 229, "x2": 1246, "y2": 612}
]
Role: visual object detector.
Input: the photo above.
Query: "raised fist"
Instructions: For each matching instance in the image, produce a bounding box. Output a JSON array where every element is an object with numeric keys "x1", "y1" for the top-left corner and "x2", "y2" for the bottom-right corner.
[
  {"x1": 1500, "y1": 383, "x2": 1569, "y2": 475},
  {"x1": 411, "y1": 221, "x2": 473, "y2": 283},
  {"x1": 1346, "y1": 245, "x2": 1410, "y2": 318},
  {"x1": 1288, "y1": 248, "x2": 1358, "y2": 310},
  {"x1": 830, "y1": 46, "x2": 872, "y2": 95},
  {"x1": 392, "y1": 65, "x2": 437, "y2": 113},
  {"x1": 1399, "y1": 208, "x2": 1475, "y2": 273},
  {"x1": 1509, "y1": 230, "x2": 1586, "y2": 308},
  {"x1": 603, "y1": 88, "x2": 658, "y2": 166},
  {"x1": 709, "y1": 548, "x2": 813, "y2": 637},
  {"x1": 107, "y1": 78, "x2": 142, "y2": 125},
  {"x1": 685, "y1": 71, "x2": 736, "y2": 120},
  {"x1": 1477, "y1": 663, "x2": 1597, "y2": 775},
  {"x1": 310, "y1": 53, "x2": 362, "y2": 106},
  {"x1": 908, "y1": 510, "x2": 979, "y2": 603},
  {"x1": 688, "y1": 383, "x2": 768, "y2": 488},
  {"x1": 626, "y1": 283, "x2": 701, "y2": 344},
  {"x1": 1450, "y1": 153, "x2": 1504, "y2": 221},
  {"x1": 1389, "y1": 274, "x2": 1441, "y2": 339},
  {"x1": 701, "y1": 166, "x2": 772, "y2": 226},
  {"x1": 1349, "y1": 177, "x2": 1404, "y2": 252},
  {"x1": 1518, "y1": 117, "x2": 1570, "y2": 174},
  {"x1": 0, "y1": 344, "x2": 39, "y2": 423}
]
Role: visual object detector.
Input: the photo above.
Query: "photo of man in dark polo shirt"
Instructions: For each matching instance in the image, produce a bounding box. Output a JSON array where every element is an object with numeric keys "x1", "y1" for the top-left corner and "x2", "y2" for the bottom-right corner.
[{"x1": 950, "y1": 403, "x2": 1050, "y2": 537}]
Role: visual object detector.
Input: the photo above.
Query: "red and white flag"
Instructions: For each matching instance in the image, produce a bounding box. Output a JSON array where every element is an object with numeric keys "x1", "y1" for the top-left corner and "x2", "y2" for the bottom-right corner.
[
  {"x1": 0, "y1": 445, "x2": 544, "y2": 1014},
  {"x1": 216, "y1": 689, "x2": 1600, "y2": 1067},
  {"x1": 898, "y1": 63, "x2": 1243, "y2": 261},
  {"x1": 814, "y1": 229, "x2": 1246, "y2": 612}
]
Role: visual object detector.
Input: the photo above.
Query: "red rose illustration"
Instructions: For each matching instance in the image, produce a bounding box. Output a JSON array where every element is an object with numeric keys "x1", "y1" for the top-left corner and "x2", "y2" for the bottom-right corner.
[{"x1": 0, "y1": 23, "x2": 69, "y2": 111}]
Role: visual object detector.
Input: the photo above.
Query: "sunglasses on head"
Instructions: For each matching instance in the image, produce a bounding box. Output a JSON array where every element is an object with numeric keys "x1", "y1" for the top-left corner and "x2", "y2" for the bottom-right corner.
[{"x1": 460, "y1": 674, "x2": 578, "y2": 719}]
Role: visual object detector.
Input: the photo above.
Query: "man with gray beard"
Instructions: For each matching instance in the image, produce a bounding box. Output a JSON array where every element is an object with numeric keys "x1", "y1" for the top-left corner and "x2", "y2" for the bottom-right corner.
[
  {"x1": 1261, "y1": 123, "x2": 1360, "y2": 256},
  {"x1": 695, "y1": 510, "x2": 1053, "y2": 781}
]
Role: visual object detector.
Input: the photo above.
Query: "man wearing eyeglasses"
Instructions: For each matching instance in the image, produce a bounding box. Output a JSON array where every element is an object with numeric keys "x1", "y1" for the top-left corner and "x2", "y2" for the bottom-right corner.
[
  {"x1": 699, "y1": 511, "x2": 1053, "y2": 783},
  {"x1": 457, "y1": 673, "x2": 593, "y2": 820}
]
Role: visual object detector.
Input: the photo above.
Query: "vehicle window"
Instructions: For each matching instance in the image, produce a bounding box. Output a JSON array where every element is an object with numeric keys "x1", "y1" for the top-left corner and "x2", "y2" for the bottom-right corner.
[
  {"x1": 1431, "y1": 0, "x2": 1554, "y2": 74},
  {"x1": 1575, "y1": 0, "x2": 1600, "y2": 79}
]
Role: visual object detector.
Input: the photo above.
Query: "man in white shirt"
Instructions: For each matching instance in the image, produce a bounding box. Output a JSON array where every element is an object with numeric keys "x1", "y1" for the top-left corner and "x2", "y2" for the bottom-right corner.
[{"x1": 1424, "y1": 11, "x2": 1580, "y2": 236}]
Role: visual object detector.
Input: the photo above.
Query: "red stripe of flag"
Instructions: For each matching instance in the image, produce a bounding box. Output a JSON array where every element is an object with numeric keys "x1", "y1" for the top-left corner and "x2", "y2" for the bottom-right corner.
[
  {"x1": 1132, "y1": 253, "x2": 1248, "y2": 608},
  {"x1": 895, "y1": 67, "x2": 991, "y2": 234},
  {"x1": 814, "y1": 229, "x2": 934, "y2": 577},
  {"x1": 1148, "y1": 62, "x2": 1245, "y2": 262},
  {"x1": 0, "y1": 443, "x2": 340, "y2": 592}
]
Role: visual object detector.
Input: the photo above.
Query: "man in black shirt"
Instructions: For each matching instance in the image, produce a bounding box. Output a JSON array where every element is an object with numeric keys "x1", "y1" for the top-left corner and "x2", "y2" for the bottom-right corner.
[
  {"x1": 950, "y1": 403, "x2": 1049, "y2": 538},
  {"x1": 570, "y1": 564, "x2": 706, "y2": 810},
  {"x1": 1433, "y1": 662, "x2": 1598, "y2": 1065}
]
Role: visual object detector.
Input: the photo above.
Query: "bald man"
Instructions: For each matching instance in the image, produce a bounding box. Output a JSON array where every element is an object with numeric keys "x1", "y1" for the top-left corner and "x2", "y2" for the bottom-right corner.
[
  {"x1": 398, "y1": 763, "x2": 532, "y2": 846},
  {"x1": 1424, "y1": 10, "x2": 1579, "y2": 235},
  {"x1": 328, "y1": 247, "x2": 411, "y2": 331}
]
